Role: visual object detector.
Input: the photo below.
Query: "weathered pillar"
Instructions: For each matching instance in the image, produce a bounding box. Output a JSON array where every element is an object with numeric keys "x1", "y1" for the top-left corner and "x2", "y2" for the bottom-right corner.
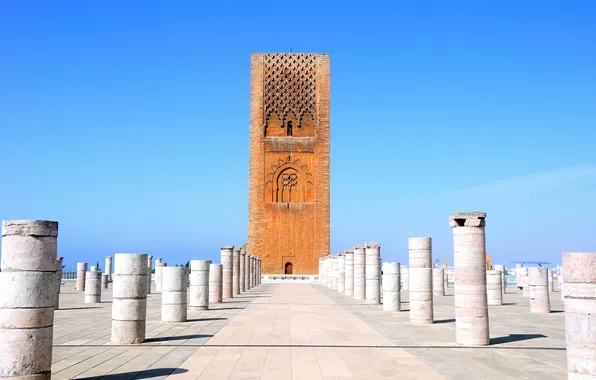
[
  {"x1": 548, "y1": 269, "x2": 554, "y2": 292},
  {"x1": 209, "y1": 263, "x2": 223, "y2": 303},
  {"x1": 528, "y1": 267, "x2": 550, "y2": 313},
  {"x1": 0, "y1": 220, "x2": 57, "y2": 379},
  {"x1": 515, "y1": 263, "x2": 523, "y2": 290},
  {"x1": 257, "y1": 257, "x2": 261, "y2": 285},
  {"x1": 246, "y1": 253, "x2": 252, "y2": 289},
  {"x1": 161, "y1": 267, "x2": 187, "y2": 322},
  {"x1": 55, "y1": 256, "x2": 63, "y2": 310},
  {"x1": 450, "y1": 212, "x2": 489, "y2": 346},
  {"x1": 521, "y1": 267, "x2": 530, "y2": 297},
  {"x1": 252, "y1": 256, "x2": 256, "y2": 286},
  {"x1": 331, "y1": 256, "x2": 338, "y2": 290},
  {"x1": 146, "y1": 255, "x2": 153, "y2": 294},
  {"x1": 365, "y1": 242, "x2": 381, "y2": 304},
  {"x1": 240, "y1": 250, "x2": 246, "y2": 292},
  {"x1": 400, "y1": 267, "x2": 410, "y2": 291},
  {"x1": 221, "y1": 246, "x2": 234, "y2": 299},
  {"x1": 105, "y1": 256, "x2": 113, "y2": 282},
  {"x1": 190, "y1": 260, "x2": 211, "y2": 310},
  {"x1": 563, "y1": 252, "x2": 596, "y2": 380},
  {"x1": 344, "y1": 249, "x2": 354, "y2": 296},
  {"x1": 155, "y1": 262, "x2": 166, "y2": 292},
  {"x1": 409, "y1": 237, "x2": 433, "y2": 324},
  {"x1": 493, "y1": 264, "x2": 506, "y2": 295},
  {"x1": 486, "y1": 270, "x2": 503, "y2": 306},
  {"x1": 433, "y1": 267, "x2": 445, "y2": 296},
  {"x1": 111, "y1": 253, "x2": 148, "y2": 344},
  {"x1": 76, "y1": 262, "x2": 87, "y2": 291},
  {"x1": 382, "y1": 262, "x2": 400, "y2": 312},
  {"x1": 559, "y1": 274, "x2": 565, "y2": 300},
  {"x1": 102, "y1": 274, "x2": 109, "y2": 289},
  {"x1": 326, "y1": 256, "x2": 332, "y2": 288},
  {"x1": 233, "y1": 248, "x2": 240, "y2": 295},
  {"x1": 337, "y1": 253, "x2": 345, "y2": 293},
  {"x1": 85, "y1": 269, "x2": 102, "y2": 303},
  {"x1": 354, "y1": 245, "x2": 366, "y2": 299}
]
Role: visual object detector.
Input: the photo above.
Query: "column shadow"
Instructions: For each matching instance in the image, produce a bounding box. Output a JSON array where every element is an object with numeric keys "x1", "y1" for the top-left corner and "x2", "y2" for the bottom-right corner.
[
  {"x1": 144, "y1": 334, "x2": 212, "y2": 343},
  {"x1": 490, "y1": 334, "x2": 547, "y2": 345},
  {"x1": 75, "y1": 368, "x2": 188, "y2": 379}
]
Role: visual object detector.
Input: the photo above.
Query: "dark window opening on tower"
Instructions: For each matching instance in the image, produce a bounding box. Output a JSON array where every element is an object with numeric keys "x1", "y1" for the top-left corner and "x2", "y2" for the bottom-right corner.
[{"x1": 287, "y1": 121, "x2": 293, "y2": 136}]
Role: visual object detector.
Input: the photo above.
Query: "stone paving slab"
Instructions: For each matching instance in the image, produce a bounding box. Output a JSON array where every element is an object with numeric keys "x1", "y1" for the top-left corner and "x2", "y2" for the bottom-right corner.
[{"x1": 51, "y1": 280, "x2": 566, "y2": 379}]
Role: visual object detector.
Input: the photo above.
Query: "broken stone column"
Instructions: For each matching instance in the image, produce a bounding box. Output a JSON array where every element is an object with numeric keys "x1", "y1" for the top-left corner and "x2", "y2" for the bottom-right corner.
[
  {"x1": 102, "y1": 274, "x2": 109, "y2": 289},
  {"x1": 486, "y1": 270, "x2": 503, "y2": 306},
  {"x1": 528, "y1": 267, "x2": 550, "y2": 313},
  {"x1": 209, "y1": 263, "x2": 223, "y2": 303},
  {"x1": 240, "y1": 250, "x2": 246, "y2": 292},
  {"x1": 146, "y1": 255, "x2": 153, "y2": 294},
  {"x1": 0, "y1": 220, "x2": 57, "y2": 380},
  {"x1": 365, "y1": 242, "x2": 381, "y2": 304},
  {"x1": 344, "y1": 249, "x2": 354, "y2": 296},
  {"x1": 326, "y1": 256, "x2": 333, "y2": 288},
  {"x1": 562, "y1": 252, "x2": 596, "y2": 379},
  {"x1": 246, "y1": 253, "x2": 252, "y2": 289},
  {"x1": 382, "y1": 262, "x2": 400, "y2": 312},
  {"x1": 433, "y1": 267, "x2": 445, "y2": 296},
  {"x1": 257, "y1": 257, "x2": 261, "y2": 285},
  {"x1": 493, "y1": 264, "x2": 506, "y2": 295},
  {"x1": 409, "y1": 237, "x2": 433, "y2": 324},
  {"x1": 233, "y1": 248, "x2": 240, "y2": 295},
  {"x1": 401, "y1": 267, "x2": 409, "y2": 291},
  {"x1": 251, "y1": 256, "x2": 256, "y2": 286},
  {"x1": 190, "y1": 260, "x2": 210, "y2": 310},
  {"x1": 559, "y1": 274, "x2": 565, "y2": 300},
  {"x1": 111, "y1": 253, "x2": 148, "y2": 344},
  {"x1": 155, "y1": 262, "x2": 166, "y2": 293},
  {"x1": 161, "y1": 267, "x2": 187, "y2": 322},
  {"x1": 521, "y1": 267, "x2": 530, "y2": 297},
  {"x1": 548, "y1": 269, "x2": 554, "y2": 292},
  {"x1": 353, "y1": 245, "x2": 366, "y2": 299},
  {"x1": 85, "y1": 269, "x2": 102, "y2": 303},
  {"x1": 221, "y1": 246, "x2": 234, "y2": 299},
  {"x1": 450, "y1": 212, "x2": 489, "y2": 346},
  {"x1": 55, "y1": 256, "x2": 63, "y2": 310},
  {"x1": 105, "y1": 256, "x2": 113, "y2": 282},
  {"x1": 76, "y1": 262, "x2": 87, "y2": 291},
  {"x1": 338, "y1": 253, "x2": 345, "y2": 293},
  {"x1": 331, "y1": 256, "x2": 338, "y2": 290}
]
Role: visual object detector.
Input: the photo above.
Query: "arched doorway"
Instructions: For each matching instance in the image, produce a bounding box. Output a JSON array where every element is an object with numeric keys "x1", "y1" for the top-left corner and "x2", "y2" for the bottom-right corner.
[{"x1": 284, "y1": 262, "x2": 293, "y2": 275}]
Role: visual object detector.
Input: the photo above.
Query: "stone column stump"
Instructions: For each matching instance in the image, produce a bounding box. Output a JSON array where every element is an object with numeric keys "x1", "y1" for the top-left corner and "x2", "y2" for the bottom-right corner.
[
  {"x1": 85, "y1": 269, "x2": 102, "y2": 303},
  {"x1": 209, "y1": 263, "x2": 223, "y2": 303},
  {"x1": 161, "y1": 267, "x2": 187, "y2": 322},
  {"x1": 190, "y1": 260, "x2": 211, "y2": 310},
  {"x1": 486, "y1": 270, "x2": 503, "y2": 306},
  {"x1": 433, "y1": 267, "x2": 445, "y2": 296},
  {"x1": 409, "y1": 237, "x2": 433, "y2": 324},
  {"x1": 382, "y1": 262, "x2": 400, "y2": 312},
  {"x1": 76, "y1": 262, "x2": 87, "y2": 291},
  {"x1": 528, "y1": 267, "x2": 550, "y2": 313},
  {"x1": 221, "y1": 246, "x2": 234, "y2": 299},
  {"x1": 365, "y1": 242, "x2": 381, "y2": 305}
]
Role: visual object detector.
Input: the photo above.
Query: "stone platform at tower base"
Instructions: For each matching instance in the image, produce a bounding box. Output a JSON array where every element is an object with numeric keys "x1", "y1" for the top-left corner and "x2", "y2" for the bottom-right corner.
[{"x1": 50, "y1": 281, "x2": 565, "y2": 379}]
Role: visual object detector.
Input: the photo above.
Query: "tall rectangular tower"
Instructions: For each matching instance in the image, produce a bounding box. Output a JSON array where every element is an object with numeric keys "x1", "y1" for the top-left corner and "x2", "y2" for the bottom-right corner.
[{"x1": 248, "y1": 53, "x2": 330, "y2": 274}]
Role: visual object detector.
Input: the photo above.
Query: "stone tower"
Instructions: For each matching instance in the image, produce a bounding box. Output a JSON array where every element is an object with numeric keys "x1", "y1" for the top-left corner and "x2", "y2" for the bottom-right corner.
[{"x1": 248, "y1": 53, "x2": 330, "y2": 275}]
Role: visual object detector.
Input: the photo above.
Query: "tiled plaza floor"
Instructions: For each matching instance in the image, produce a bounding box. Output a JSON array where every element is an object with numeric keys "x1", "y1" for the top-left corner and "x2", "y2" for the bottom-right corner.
[{"x1": 51, "y1": 280, "x2": 566, "y2": 379}]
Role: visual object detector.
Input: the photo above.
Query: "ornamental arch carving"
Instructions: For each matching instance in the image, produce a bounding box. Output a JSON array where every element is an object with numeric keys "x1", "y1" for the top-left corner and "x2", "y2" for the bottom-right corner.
[{"x1": 264, "y1": 156, "x2": 314, "y2": 203}]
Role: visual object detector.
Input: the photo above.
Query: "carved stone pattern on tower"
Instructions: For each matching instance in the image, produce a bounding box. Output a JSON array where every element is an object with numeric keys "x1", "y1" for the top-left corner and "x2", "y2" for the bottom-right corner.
[
  {"x1": 264, "y1": 54, "x2": 317, "y2": 126},
  {"x1": 264, "y1": 155, "x2": 314, "y2": 189}
]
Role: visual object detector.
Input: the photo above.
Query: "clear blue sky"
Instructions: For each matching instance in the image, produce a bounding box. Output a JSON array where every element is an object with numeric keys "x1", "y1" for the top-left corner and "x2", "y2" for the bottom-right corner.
[{"x1": 1, "y1": 1, "x2": 594, "y2": 271}]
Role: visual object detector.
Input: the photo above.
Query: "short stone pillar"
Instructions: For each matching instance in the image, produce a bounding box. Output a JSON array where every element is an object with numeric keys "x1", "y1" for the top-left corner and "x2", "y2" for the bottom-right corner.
[
  {"x1": 563, "y1": 252, "x2": 596, "y2": 379},
  {"x1": 190, "y1": 260, "x2": 211, "y2": 310},
  {"x1": 548, "y1": 269, "x2": 554, "y2": 292},
  {"x1": 155, "y1": 262, "x2": 167, "y2": 292},
  {"x1": 257, "y1": 258, "x2": 261, "y2": 285},
  {"x1": 408, "y1": 237, "x2": 433, "y2": 324},
  {"x1": 251, "y1": 256, "x2": 256, "y2": 287},
  {"x1": 240, "y1": 250, "x2": 246, "y2": 292},
  {"x1": 344, "y1": 249, "x2": 354, "y2": 296},
  {"x1": 450, "y1": 212, "x2": 489, "y2": 346},
  {"x1": 433, "y1": 267, "x2": 445, "y2": 296},
  {"x1": 528, "y1": 267, "x2": 550, "y2": 313},
  {"x1": 382, "y1": 262, "x2": 400, "y2": 312},
  {"x1": 105, "y1": 256, "x2": 113, "y2": 282},
  {"x1": 401, "y1": 267, "x2": 409, "y2": 291},
  {"x1": 146, "y1": 255, "x2": 153, "y2": 294},
  {"x1": 486, "y1": 270, "x2": 503, "y2": 306},
  {"x1": 85, "y1": 269, "x2": 102, "y2": 303},
  {"x1": 111, "y1": 253, "x2": 148, "y2": 344},
  {"x1": 559, "y1": 274, "x2": 565, "y2": 300},
  {"x1": 515, "y1": 263, "x2": 523, "y2": 290},
  {"x1": 521, "y1": 267, "x2": 530, "y2": 297},
  {"x1": 326, "y1": 256, "x2": 333, "y2": 288},
  {"x1": 365, "y1": 242, "x2": 381, "y2": 305},
  {"x1": 233, "y1": 248, "x2": 240, "y2": 295},
  {"x1": 76, "y1": 262, "x2": 87, "y2": 291},
  {"x1": 0, "y1": 220, "x2": 57, "y2": 379},
  {"x1": 102, "y1": 274, "x2": 109, "y2": 289},
  {"x1": 353, "y1": 245, "x2": 366, "y2": 299},
  {"x1": 246, "y1": 254, "x2": 252, "y2": 290},
  {"x1": 337, "y1": 253, "x2": 345, "y2": 293},
  {"x1": 161, "y1": 267, "x2": 187, "y2": 322},
  {"x1": 209, "y1": 263, "x2": 223, "y2": 304},
  {"x1": 493, "y1": 264, "x2": 506, "y2": 295},
  {"x1": 55, "y1": 256, "x2": 63, "y2": 310},
  {"x1": 331, "y1": 256, "x2": 339, "y2": 290},
  {"x1": 221, "y1": 246, "x2": 234, "y2": 299}
]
